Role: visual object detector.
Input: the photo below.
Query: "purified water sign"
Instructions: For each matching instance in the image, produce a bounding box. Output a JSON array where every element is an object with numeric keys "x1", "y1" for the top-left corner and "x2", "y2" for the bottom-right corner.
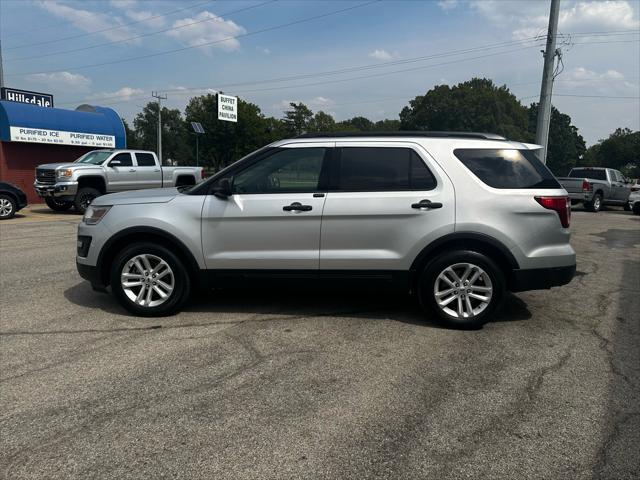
[{"x1": 217, "y1": 94, "x2": 238, "y2": 122}]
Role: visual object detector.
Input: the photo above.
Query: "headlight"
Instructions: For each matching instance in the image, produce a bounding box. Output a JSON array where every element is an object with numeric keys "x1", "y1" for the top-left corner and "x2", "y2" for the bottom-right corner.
[
  {"x1": 83, "y1": 205, "x2": 111, "y2": 225},
  {"x1": 57, "y1": 169, "x2": 73, "y2": 178}
]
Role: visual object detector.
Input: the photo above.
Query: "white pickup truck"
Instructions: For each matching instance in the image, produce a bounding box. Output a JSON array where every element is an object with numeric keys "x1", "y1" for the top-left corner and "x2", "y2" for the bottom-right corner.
[{"x1": 34, "y1": 149, "x2": 204, "y2": 213}]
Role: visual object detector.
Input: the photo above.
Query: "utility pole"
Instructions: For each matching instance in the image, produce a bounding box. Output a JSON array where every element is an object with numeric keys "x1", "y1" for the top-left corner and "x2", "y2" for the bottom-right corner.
[
  {"x1": 535, "y1": 0, "x2": 561, "y2": 164},
  {"x1": 152, "y1": 91, "x2": 167, "y2": 164}
]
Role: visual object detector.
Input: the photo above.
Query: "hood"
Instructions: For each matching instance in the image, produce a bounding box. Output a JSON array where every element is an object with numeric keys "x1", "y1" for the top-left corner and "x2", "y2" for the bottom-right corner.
[
  {"x1": 92, "y1": 187, "x2": 180, "y2": 206},
  {"x1": 37, "y1": 162, "x2": 99, "y2": 170}
]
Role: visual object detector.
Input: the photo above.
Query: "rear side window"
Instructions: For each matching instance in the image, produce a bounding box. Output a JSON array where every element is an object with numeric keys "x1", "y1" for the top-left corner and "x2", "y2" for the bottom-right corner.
[
  {"x1": 335, "y1": 147, "x2": 436, "y2": 191},
  {"x1": 453, "y1": 149, "x2": 560, "y2": 189},
  {"x1": 136, "y1": 153, "x2": 156, "y2": 167},
  {"x1": 568, "y1": 168, "x2": 607, "y2": 180}
]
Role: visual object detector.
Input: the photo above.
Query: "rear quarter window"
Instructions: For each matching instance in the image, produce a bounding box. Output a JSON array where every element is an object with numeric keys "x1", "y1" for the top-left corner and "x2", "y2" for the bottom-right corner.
[{"x1": 453, "y1": 148, "x2": 561, "y2": 189}]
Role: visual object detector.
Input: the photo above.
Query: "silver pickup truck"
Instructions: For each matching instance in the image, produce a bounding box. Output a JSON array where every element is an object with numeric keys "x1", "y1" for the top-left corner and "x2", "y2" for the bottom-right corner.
[
  {"x1": 557, "y1": 167, "x2": 631, "y2": 212},
  {"x1": 35, "y1": 149, "x2": 204, "y2": 213}
]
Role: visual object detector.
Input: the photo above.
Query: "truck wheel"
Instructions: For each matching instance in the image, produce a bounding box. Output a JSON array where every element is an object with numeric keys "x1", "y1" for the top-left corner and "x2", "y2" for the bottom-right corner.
[
  {"x1": 623, "y1": 202, "x2": 631, "y2": 211},
  {"x1": 45, "y1": 197, "x2": 73, "y2": 211},
  {"x1": 418, "y1": 250, "x2": 505, "y2": 329},
  {"x1": 585, "y1": 193, "x2": 602, "y2": 212},
  {"x1": 110, "y1": 242, "x2": 191, "y2": 317},
  {"x1": 633, "y1": 202, "x2": 640, "y2": 215},
  {"x1": 0, "y1": 194, "x2": 16, "y2": 220},
  {"x1": 74, "y1": 187, "x2": 101, "y2": 214}
]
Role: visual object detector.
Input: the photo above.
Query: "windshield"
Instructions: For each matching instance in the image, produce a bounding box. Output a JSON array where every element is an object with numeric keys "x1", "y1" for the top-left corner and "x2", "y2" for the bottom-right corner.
[
  {"x1": 569, "y1": 168, "x2": 606, "y2": 180},
  {"x1": 75, "y1": 151, "x2": 113, "y2": 165}
]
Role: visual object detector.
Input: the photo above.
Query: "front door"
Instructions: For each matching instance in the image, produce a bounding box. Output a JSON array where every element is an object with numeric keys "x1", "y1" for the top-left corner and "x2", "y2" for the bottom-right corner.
[
  {"x1": 105, "y1": 152, "x2": 137, "y2": 192},
  {"x1": 320, "y1": 142, "x2": 455, "y2": 271},
  {"x1": 201, "y1": 143, "x2": 331, "y2": 270}
]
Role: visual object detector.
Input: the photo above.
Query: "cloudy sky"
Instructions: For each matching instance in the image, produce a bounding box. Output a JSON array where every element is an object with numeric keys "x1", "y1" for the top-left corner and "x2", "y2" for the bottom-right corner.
[{"x1": 1, "y1": 0, "x2": 638, "y2": 145}]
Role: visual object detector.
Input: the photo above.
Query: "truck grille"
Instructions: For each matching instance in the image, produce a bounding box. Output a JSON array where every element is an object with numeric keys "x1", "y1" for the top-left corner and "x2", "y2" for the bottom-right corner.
[{"x1": 36, "y1": 169, "x2": 56, "y2": 184}]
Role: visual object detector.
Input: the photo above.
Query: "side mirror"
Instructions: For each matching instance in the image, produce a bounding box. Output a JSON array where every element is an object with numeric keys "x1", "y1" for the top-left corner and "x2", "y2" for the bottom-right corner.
[
  {"x1": 109, "y1": 160, "x2": 122, "y2": 167},
  {"x1": 212, "y1": 177, "x2": 233, "y2": 199}
]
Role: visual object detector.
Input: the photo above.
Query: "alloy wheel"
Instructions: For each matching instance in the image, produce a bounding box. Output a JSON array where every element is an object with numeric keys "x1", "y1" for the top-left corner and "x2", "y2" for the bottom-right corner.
[
  {"x1": 121, "y1": 254, "x2": 175, "y2": 308},
  {"x1": 433, "y1": 262, "x2": 493, "y2": 319},
  {"x1": 0, "y1": 198, "x2": 14, "y2": 217}
]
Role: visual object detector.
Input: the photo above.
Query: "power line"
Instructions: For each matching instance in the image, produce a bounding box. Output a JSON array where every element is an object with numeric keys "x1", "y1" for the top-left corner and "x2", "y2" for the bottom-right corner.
[
  {"x1": 520, "y1": 94, "x2": 640, "y2": 100},
  {"x1": 6, "y1": 0, "x2": 382, "y2": 78},
  {"x1": 3, "y1": 0, "x2": 216, "y2": 51},
  {"x1": 57, "y1": 37, "x2": 545, "y2": 106},
  {"x1": 6, "y1": 1, "x2": 277, "y2": 63}
]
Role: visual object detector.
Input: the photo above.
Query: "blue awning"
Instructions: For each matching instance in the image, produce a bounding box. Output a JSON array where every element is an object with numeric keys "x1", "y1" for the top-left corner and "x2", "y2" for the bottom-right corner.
[{"x1": 0, "y1": 101, "x2": 126, "y2": 148}]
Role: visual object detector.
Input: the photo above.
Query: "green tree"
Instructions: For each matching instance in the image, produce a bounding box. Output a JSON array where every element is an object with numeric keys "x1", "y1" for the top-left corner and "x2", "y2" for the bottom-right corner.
[
  {"x1": 132, "y1": 102, "x2": 192, "y2": 165},
  {"x1": 283, "y1": 102, "x2": 313, "y2": 136},
  {"x1": 185, "y1": 93, "x2": 276, "y2": 170},
  {"x1": 122, "y1": 118, "x2": 139, "y2": 150},
  {"x1": 399, "y1": 78, "x2": 530, "y2": 141},
  {"x1": 373, "y1": 119, "x2": 401, "y2": 131},
  {"x1": 527, "y1": 104, "x2": 586, "y2": 176},
  {"x1": 582, "y1": 128, "x2": 639, "y2": 177},
  {"x1": 308, "y1": 111, "x2": 337, "y2": 132},
  {"x1": 338, "y1": 116, "x2": 375, "y2": 131}
]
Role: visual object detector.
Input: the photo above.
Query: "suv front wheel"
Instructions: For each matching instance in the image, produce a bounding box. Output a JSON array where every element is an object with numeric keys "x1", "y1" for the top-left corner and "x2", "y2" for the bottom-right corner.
[
  {"x1": 418, "y1": 250, "x2": 505, "y2": 329},
  {"x1": 110, "y1": 242, "x2": 191, "y2": 316}
]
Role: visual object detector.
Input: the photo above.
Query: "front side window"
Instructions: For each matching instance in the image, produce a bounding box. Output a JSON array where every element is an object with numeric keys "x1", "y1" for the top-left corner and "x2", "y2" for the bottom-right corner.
[
  {"x1": 110, "y1": 153, "x2": 133, "y2": 167},
  {"x1": 454, "y1": 149, "x2": 560, "y2": 189},
  {"x1": 335, "y1": 147, "x2": 436, "y2": 191},
  {"x1": 135, "y1": 153, "x2": 156, "y2": 167},
  {"x1": 233, "y1": 147, "x2": 327, "y2": 194}
]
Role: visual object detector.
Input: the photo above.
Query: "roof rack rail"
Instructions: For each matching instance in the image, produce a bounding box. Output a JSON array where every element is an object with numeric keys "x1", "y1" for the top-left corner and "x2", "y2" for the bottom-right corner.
[{"x1": 296, "y1": 131, "x2": 506, "y2": 140}]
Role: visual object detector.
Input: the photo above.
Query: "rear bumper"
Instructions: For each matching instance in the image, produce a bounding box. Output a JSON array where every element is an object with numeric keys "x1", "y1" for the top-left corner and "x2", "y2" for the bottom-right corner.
[{"x1": 510, "y1": 264, "x2": 576, "y2": 292}]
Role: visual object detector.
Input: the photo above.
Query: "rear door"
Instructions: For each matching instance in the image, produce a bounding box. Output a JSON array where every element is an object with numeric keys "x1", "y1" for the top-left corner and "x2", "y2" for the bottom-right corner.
[
  {"x1": 201, "y1": 143, "x2": 331, "y2": 269},
  {"x1": 105, "y1": 152, "x2": 137, "y2": 192},
  {"x1": 134, "y1": 152, "x2": 162, "y2": 189},
  {"x1": 319, "y1": 142, "x2": 455, "y2": 271}
]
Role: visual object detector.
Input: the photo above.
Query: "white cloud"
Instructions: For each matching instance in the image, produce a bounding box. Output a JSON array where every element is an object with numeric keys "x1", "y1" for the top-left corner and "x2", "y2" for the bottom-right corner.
[
  {"x1": 89, "y1": 87, "x2": 144, "y2": 101},
  {"x1": 369, "y1": 49, "x2": 394, "y2": 61},
  {"x1": 438, "y1": 0, "x2": 459, "y2": 11},
  {"x1": 26, "y1": 72, "x2": 91, "y2": 90},
  {"x1": 560, "y1": 67, "x2": 637, "y2": 94},
  {"x1": 308, "y1": 96, "x2": 335, "y2": 108},
  {"x1": 470, "y1": 1, "x2": 640, "y2": 40},
  {"x1": 122, "y1": 9, "x2": 166, "y2": 29},
  {"x1": 167, "y1": 11, "x2": 246, "y2": 53},
  {"x1": 38, "y1": 1, "x2": 134, "y2": 42}
]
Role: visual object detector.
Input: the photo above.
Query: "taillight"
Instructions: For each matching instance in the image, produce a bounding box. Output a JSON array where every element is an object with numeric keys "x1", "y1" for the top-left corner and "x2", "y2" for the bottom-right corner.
[
  {"x1": 201, "y1": 169, "x2": 205, "y2": 179},
  {"x1": 535, "y1": 196, "x2": 571, "y2": 228},
  {"x1": 581, "y1": 180, "x2": 590, "y2": 191}
]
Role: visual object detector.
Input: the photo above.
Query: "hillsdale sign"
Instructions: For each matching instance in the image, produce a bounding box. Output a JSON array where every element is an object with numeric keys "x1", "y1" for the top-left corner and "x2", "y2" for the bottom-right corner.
[{"x1": 1, "y1": 87, "x2": 54, "y2": 108}]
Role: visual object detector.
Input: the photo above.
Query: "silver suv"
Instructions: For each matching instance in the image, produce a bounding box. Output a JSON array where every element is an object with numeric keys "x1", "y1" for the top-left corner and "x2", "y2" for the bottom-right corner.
[{"x1": 76, "y1": 132, "x2": 576, "y2": 328}]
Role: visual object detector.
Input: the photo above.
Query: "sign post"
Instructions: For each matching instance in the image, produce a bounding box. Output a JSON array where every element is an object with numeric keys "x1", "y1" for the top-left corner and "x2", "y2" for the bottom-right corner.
[{"x1": 217, "y1": 94, "x2": 237, "y2": 122}]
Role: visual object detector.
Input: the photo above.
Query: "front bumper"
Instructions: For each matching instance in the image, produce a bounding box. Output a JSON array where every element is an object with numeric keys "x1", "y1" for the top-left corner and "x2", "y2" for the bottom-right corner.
[
  {"x1": 34, "y1": 181, "x2": 78, "y2": 199},
  {"x1": 510, "y1": 264, "x2": 576, "y2": 292}
]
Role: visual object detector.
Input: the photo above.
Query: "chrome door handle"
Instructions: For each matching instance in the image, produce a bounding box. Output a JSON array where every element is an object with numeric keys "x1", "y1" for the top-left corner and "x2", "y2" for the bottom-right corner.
[
  {"x1": 129, "y1": 169, "x2": 136, "y2": 172},
  {"x1": 412, "y1": 199, "x2": 443, "y2": 209},
  {"x1": 283, "y1": 202, "x2": 312, "y2": 212}
]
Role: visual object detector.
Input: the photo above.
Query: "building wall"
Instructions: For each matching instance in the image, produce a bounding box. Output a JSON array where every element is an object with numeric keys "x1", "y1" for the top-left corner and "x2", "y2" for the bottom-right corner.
[{"x1": 0, "y1": 141, "x2": 94, "y2": 204}]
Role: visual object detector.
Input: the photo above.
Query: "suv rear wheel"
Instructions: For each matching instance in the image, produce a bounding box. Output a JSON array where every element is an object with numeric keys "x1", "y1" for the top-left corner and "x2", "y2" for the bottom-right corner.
[
  {"x1": 110, "y1": 242, "x2": 191, "y2": 316},
  {"x1": 418, "y1": 250, "x2": 505, "y2": 329}
]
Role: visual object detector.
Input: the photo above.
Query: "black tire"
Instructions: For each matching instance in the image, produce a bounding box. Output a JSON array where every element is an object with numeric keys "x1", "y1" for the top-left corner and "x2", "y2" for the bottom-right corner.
[
  {"x1": 623, "y1": 201, "x2": 631, "y2": 211},
  {"x1": 45, "y1": 197, "x2": 73, "y2": 211},
  {"x1": 633, "y1": 202, "x2": 640, "y2": 215},
  {"x1": 74, "y1": 187, "x2": 101, "y2": 214},
  {"x1": 418, "y1": 250, "x2": 505, "y2": 329},
  {"x1": 0, "y1": 194, "x2": 17, "y2": 220},
  {"x1": 110, "y1": 242, "x2": 191, "y2": 317},
  {"x1": 585, "y1": 193, "x2": 602, "y2": 212}
]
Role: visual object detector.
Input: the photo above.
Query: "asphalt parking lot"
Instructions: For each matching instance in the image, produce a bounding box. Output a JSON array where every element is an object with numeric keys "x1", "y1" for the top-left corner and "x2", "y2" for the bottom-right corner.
[{"x1": 1, "y1": 206, "x2": 639, "y2": 479}]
